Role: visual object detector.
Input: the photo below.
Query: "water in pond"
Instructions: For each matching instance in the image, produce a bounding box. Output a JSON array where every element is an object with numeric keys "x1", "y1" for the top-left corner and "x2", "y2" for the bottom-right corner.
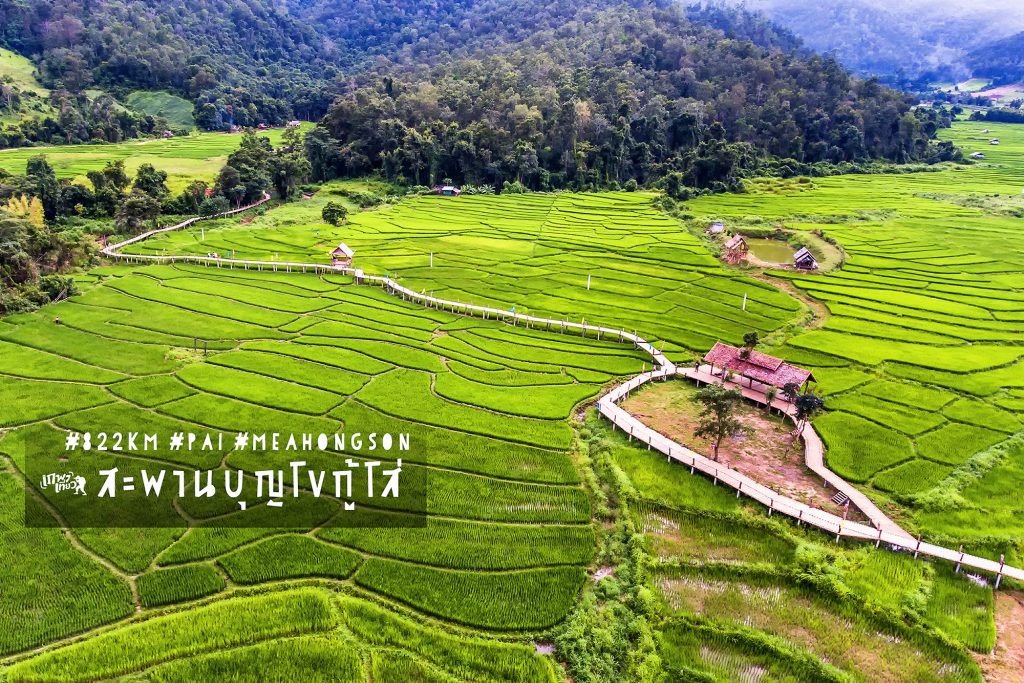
[{"x1": 746, "y1": 238, "x2": 795, "y2": 264}]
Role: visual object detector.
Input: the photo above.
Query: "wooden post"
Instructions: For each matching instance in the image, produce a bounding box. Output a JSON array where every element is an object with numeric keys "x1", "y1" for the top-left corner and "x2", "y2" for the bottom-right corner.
[
  {"x1": 996, "y1": 554, "x2": 1005, "y2": 589},
  {"x1": 768, "y1": 498, "x2": 773, "y2": 516},
  {"x1": 797, "y1": 509, "x2": 803, "y2": 526},
  {"x1": 955, "y1": 545, "x2": 964, "y2": 573},
  {"x1": 736, "y1": 482, "x2": 742, "y2": 499},
  {"x1": 913, "y1": 534, "x2": 922, "y2": 559},
  {"x1": 876, "y1": 525, "x2": 883, "y2": 549},
  {"x1": 713, "y1": 469, "x2": 718, "y2": 486},
  {"x1": 835, "y1": 522, "x2": 842, "y2": 544}
]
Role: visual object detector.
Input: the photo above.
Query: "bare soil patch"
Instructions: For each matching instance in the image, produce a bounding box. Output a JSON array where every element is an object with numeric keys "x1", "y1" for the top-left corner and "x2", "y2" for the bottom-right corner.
[
  {"x1": 975, "y1": 591, "x2": 1024, "y2": 683},
  {"x1": 622, "y1": 379, "x2": 863, "y2": 519}
]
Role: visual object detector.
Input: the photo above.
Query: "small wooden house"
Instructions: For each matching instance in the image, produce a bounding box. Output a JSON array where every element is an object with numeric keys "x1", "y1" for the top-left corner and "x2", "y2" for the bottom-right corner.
[
  {"x1": 793, "y1": 246, "x2": 818, "y2": 270},
  {"x1": 724, "y1": 235, "x2": 747, "y2": 252},
  {"x1": 990, "y1": 139, "x2": 1001, "y2": 145},
  {"x1": 331, "y1": 243, "x2": 355, "y2": 268},
  {"x1": 703, "y1": 341, "x2": 815, "y2": 392},
  {"x1": 434, "y1": 185, "x2": 462, "y2": 197},
  {"x1": 287, "y1": 120, "x2": 303, "y2": 128},
  {"x1": 971, "y1": 152, "x2": 986, "y2": 159},
  {"x1": 706, "y1": 221, "x2": 726, "y2": 236},
  {"x1": 161, "y1": 130, "x2": 174, "y2": 139}
]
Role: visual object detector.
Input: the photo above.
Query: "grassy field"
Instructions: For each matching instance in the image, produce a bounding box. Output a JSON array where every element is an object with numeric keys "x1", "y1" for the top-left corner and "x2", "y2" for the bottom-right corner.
[
  {"x1": 0, "y1": 47, "x2": 48, "y2": 96},
  {"x1": 0, "y1": 125, "x2": 309, "y2": 192},
  {"x1": 0, "y1": 47, "x2": 53, "y2": 127},
  {"x1": 125, "y1": 91, "x2": 196, "y2": 130},
  {"x1": 2, "y1": 119, "x2": 1022, "y2": 680}
]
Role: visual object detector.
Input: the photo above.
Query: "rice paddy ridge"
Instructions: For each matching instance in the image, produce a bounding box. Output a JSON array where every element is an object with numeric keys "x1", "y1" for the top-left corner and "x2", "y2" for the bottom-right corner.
[{"x1": 100, "y1": 195, "x2": 1024, "y2": 590}]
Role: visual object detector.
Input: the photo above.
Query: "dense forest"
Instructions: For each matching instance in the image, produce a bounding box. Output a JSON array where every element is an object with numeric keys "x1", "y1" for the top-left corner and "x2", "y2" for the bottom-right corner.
[
  {"x1": 0, "y1": 87, "x2": 167, "y2": 148},
  {"x1": 0, "y1": 0, "x2": 337, "y2": 128},
  {"x1": 309, "y1": 2, "x2": 956, "y2": 194},
  {"x1": 966, "y1": 32, "x2": 1024, "y2": 84}
]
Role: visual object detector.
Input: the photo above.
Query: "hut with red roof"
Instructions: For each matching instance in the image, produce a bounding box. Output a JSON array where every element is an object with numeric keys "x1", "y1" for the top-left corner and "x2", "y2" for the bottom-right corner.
[{"x1": 703, "y1": 342, "x2": 814, "y2": 395}]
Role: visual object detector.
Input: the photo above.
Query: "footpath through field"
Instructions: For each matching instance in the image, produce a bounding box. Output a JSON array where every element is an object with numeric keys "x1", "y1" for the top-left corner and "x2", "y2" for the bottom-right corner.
[{"x1": 101, "y1": 200, "x2": 1024, "y2": 587}]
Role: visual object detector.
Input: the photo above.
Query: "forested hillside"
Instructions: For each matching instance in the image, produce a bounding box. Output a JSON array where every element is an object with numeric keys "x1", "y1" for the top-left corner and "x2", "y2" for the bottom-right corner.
[
  {"x1": 309, "y1": 2, "x2": 955, "y2": 194},
  {"x1": 0, "y1": 0, "x2": 336, "y2": 128},
  {"x1": 966, "y1": 32, "x2": 1024, "y2": 84},
  {"x1": 742, "y1": 0, "x2": 1024, "y2": 87}
]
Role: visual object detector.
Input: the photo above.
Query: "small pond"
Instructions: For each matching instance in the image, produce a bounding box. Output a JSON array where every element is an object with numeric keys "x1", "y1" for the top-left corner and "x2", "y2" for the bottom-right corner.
[{"x1": 746, "y1": 238, "x2": 795, "y2": 264}]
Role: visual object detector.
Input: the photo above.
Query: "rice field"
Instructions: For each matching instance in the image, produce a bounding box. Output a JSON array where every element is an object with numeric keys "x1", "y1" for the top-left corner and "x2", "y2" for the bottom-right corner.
[
  {"x1": 0, "y1": 125, "x2": 308, "y2": 192},
  {"x1": 2, "y1": 119, "x2": 1022, "y2": 680},
  {"x1": 688, "y1": 120, "x2": 1024, "y2": 545},
  {"x1": 0, "y1": 247, "x2": 635, "y2": 678}
]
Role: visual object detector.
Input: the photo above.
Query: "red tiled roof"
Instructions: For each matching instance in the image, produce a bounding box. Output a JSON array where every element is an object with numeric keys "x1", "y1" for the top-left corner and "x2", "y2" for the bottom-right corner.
[{"x1": 703, "y1": 342, "x2": 814, "y2": 389}]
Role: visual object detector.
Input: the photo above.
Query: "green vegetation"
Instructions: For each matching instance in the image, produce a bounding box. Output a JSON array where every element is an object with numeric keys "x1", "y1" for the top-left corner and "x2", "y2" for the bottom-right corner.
[
  {"x1": 340, "y1": 598, "x2": 558, "y2": 682},
  {"x1": 151, "y1": 636, "x2": 363, "y2": 683},
  {"x1": 124, "y1": 91, "x2": 196, "y2": 130},
  {"x1": 4, "y1": 116, "x2": 1024, "y2": 681},
  {"x1": 6, "y1": 589, "x2": 336, "y2": 682},
  {"x1": 137, "y1": 564, "x2": 225, "y2": 607},
  {"x1": 219, "y1": 536, "x2": 361, "y2": 583},
  {"x1": 355, "y1": 559, "x2": 587, "y2": 630}
]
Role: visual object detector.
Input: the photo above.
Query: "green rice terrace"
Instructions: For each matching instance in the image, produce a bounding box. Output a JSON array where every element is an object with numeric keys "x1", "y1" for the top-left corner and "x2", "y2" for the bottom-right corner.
[{"x1": 2, "y1": 120, "x2": 1024, "y2": 682}]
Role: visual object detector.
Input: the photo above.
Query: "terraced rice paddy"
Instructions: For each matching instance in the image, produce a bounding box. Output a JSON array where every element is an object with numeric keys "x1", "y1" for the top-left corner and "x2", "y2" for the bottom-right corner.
[
  {"x1": 689, "y1": 121, "x2": 1024, "y2": 551},
  {"x1": 0, "y1": 255, "x2": 644, "y2": 678},
  {"x1": 3, "y1": 120, "x2": 1024, "y2": 680}
]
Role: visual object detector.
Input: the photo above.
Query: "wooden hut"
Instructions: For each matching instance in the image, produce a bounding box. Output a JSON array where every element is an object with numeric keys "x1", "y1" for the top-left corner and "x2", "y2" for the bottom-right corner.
[
  {"x1": 793, "y1": 247, "x2": 818, "y2": 270},
  {"x1": 703, "y1": 342, "x2": 815, "y2": 394},
  {"x1": 433, "y1": 185, "x2": 462, "y2": 197},
  {"x1": 331, "y1": 243, "x2": 355, "y2": 268},
  {"x1": 724, "y1": 235, "x2": 747, "y2": 252},
  {"x1": 706, "y1": 221, "x2": 726, "y2": 236}
]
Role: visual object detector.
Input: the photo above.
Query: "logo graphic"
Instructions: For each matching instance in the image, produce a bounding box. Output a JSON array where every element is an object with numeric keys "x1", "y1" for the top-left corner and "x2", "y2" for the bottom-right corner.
[{"x1": 40, "y1": 472, "x2": 87, "y2": 496}]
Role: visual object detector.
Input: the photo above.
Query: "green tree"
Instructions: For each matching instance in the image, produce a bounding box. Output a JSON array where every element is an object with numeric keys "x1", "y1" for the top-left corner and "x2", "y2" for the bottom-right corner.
[
  {"x1": 321, "y1": 201, "x2": 348, "y2": 226},
  {"x1": 132, "y1": 163, "x2": 170, "y2": 199},
  {"x1": 269, "y1": 129, "x2": 311, "y2": 198},
  {"x1": 198, "y1": 196, "x2": 230, "y2": 216},
  {"x1": 692, "y1": 384, "x2": 744, "y2": 461},
  {"x1": 26, "y1": 156, "x2": 60, "y2": 220},
  {"x1": 794, "y1": 393, "x2": 825, "y2": 434},
  {"x1": 115, "y1": 193, "x2": 161, "y2": 233}
]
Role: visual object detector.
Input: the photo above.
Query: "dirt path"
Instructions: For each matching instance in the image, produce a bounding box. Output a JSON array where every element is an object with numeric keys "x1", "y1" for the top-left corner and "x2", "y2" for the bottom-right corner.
[
  {"x1": 750, "y1": 271, "x2": 830, "y2": 333},
  {"x1": 976, "y1": 591, "x2": 1024, "y2": 683}
]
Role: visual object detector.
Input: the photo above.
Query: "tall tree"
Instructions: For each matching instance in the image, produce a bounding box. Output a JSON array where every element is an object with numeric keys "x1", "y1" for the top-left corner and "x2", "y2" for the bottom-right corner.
[
  {"x1": 693, "y1": 384, "x2": 745, "y2": 462},
  {"x1": 132, "y1": 164, "x2": 170, "y2": 199},
  {"x1": 25, "y1": 156, "x2": 60, "y2": 220}
]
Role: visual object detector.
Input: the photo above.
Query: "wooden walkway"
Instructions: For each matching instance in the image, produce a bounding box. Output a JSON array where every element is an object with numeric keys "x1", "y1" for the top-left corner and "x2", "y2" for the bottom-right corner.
[{"x1": 100, "y1": 201, "x2": 1024, "y2": 587}]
